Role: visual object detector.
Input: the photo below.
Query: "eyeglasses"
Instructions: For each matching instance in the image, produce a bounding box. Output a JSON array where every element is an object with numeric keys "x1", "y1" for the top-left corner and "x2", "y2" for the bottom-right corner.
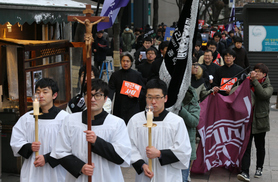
[
  {"x1": 147, "y1": 52, "x2": 155, "y2": 55},
  {"x1": 85, "y1": 93, "x2": 104, "y2": 100},
  {"x1": 146, "y1": 96, "x2": 164, "y2": 101}
]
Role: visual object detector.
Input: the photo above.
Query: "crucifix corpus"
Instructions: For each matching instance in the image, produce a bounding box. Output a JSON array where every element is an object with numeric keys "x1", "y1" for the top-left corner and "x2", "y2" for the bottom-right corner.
[
  {"x1": 68, "y1": 4, "x2": 109, "y2": 58},
  {"x1": 68, "y1": 5, "x2": 109, "y2": 182}
]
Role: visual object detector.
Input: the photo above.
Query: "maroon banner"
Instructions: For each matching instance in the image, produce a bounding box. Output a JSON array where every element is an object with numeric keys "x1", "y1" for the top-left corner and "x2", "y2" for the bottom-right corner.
[{"x1": 191, "y1": 79, "x2": 253, "y2": 173}]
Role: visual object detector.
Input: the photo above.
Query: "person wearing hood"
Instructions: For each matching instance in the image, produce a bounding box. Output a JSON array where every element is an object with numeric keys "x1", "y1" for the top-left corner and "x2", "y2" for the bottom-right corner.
[
  {"x1": 122, "y1": 26, "x2": 135, "y2": 52},
  {"x1": 232, "y1": 36, "x2": 250, "y2": 72},
  {"x1": 108, "y1": 53, "x2": 145, "y2": 124}
]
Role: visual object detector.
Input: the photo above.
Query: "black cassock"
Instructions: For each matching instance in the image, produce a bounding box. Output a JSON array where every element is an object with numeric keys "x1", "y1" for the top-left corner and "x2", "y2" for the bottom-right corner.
[{"x1": 108, "y1": 68, "x2": 145, "y2": 124}]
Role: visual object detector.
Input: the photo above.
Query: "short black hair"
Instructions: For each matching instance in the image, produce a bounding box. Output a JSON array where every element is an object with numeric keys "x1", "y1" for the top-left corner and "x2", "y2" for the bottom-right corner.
[
  {"x1": 146, "y1": 79, "x2": 168, "y2": 96},
  {"x1": 146, "y1": 47, "x2": 156, "y2": 54},
  {"x1": 143, "y1": 36, "x2": 152, "y2": 43},
  {"x1": 192, "y1": 56, "x2": 198, "y2": 64},
  {"x1": 134, "y1": 28, "x2": 142, "y2": 33},
  {"x1": 158, "y1": 41, "x2": 169, "y2": 51},
  {"x1": 254, "y1": 63, "x2": 269, "y2": 75},
  {"x1": 157, "y1": 28, "x2": 165, "y2": 33},
  {"x1": 195, "y1": 41, "x2": 202, "y2": 47},
  {"x1": 223, "y1": 49, "x2": 237, "y2": 58},
  {"x1": 120, "y1": 53, "x2": 134, "y2": 62},
  {"x1": 213, "y1": 32, "x2": 221, "y2": 38},
  {"x1": 204, "y1": 49, "x2": 213, "y2": 55},
  {"x1": 84, "y1": 78, "x2": 109, "y2": 97},
  {"x1": 35, "y1": 78, "x2": 59, "y2": 95},
  {"x1": 78, "y1": 65, "x2": 100, "y2": 79},
  {"x1": 207, "y1": 40, "x2": 217, "y2": 47},
  {"x1": 234, "y1": 36, "x2": 243, "y2": 43},
  {"x1": 228, "y1": 30, "x2": 235, "y2": 35}
]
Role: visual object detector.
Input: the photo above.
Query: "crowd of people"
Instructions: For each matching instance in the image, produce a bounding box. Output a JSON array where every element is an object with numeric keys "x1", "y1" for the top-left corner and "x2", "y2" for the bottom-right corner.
[{"x1": 9, "y1": 22, "x2": 273, "y2": 182}]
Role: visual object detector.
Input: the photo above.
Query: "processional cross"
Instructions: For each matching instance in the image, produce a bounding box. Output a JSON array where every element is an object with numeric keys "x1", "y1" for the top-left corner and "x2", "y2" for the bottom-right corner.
[{"x1": 68, "y1": 5, "x2": 109, "y2": 182}]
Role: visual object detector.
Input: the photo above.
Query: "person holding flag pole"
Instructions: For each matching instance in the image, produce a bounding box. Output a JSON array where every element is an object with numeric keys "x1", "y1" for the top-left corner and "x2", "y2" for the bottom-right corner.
[
  {"x1": 237, "y1": 63, "x2": 273, "y2": 182},
  {"x1": 51, "y1": 79, "x2": 131, "y2": 182}
]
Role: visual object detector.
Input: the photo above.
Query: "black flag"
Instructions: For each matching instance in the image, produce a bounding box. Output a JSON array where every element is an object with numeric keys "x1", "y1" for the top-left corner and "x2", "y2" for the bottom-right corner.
[{"x1": 159, "y1": 0, "x2": 199, "y2": 114}]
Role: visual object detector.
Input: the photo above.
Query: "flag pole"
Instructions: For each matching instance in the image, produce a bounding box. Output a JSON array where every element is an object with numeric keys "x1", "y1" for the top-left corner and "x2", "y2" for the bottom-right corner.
[{"x1": 198, "y1": 66, "x2": 250, "y2": 102}]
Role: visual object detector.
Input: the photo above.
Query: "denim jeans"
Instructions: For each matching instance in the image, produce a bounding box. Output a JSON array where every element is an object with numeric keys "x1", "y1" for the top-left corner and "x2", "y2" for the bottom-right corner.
[{"x1": 182, "y1": 160, "x2": 191, "y2": 182}]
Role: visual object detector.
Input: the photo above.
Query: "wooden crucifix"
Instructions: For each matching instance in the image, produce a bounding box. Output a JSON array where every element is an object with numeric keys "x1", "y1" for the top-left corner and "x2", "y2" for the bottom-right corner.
[
  {"x1": 68, "y1": 4, "x2": 109, "y2": 58},
  {"x1": 68, "y1": 5, "x2": 109, "y2": 182}
]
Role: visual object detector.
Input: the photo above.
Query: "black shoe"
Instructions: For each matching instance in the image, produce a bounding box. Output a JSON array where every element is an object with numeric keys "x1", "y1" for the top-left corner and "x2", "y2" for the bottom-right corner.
[
  {"x1": 237, "y1": 172, "x2": 250, "y2": 182},
  {"x1": 254, "y1": 167, "x2": 262, "y2": 178}
]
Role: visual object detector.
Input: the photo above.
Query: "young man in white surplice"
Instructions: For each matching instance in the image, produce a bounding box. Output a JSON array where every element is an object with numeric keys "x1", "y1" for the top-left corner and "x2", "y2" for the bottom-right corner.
[
  {"x1": 51, "y1": 78, "x2": 131, "y2": 182},
  {"x1": 127, "y1": 79, "x2": 192, "y2": 182},
  {"x1": 10, "y1": 78, "x2": 69, "y2": 182}
]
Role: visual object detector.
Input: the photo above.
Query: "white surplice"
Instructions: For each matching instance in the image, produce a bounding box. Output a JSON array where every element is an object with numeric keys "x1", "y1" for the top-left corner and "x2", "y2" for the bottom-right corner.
[
  {"x1": 50, "y1": 112, "x2": 131, "y2": 182},
  {"x1": 10, "y1": 110, "x2": 68, "y2": 182},
  {"x1": 127, "y1": 111, "x2": 192, "y2": 182}
]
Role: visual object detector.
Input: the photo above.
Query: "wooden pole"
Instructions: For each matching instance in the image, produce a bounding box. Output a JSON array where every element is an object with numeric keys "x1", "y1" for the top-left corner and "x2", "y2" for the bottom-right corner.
[
  {"x1": 86, "y1": 56, "x2": 92, "y2": 182},
  {"x1": 35, "y1": 115, "x2": 39, "y2": 157},
  {"x1": 148, "y1": 127, "x2": 152, "y2": 172},
  {"x1": 66, "y1": 6, "x2": 109, "y2": 181}
]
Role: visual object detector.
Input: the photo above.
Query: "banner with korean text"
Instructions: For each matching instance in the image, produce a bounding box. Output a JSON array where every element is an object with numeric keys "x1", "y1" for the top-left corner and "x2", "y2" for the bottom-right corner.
[
  {"x1": 191, "y1": 79, "x2": 252, "y2": 173},
  {"x1": 120, "y1": 80, "x2": 142, "y2": 98}
]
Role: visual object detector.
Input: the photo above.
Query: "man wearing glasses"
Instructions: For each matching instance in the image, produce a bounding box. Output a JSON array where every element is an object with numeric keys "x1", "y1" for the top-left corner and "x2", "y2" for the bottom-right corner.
[
  {"x1": 137, "y1": 47, "x2": 157, "y2": 83},
  {"x1": 202, "y1": 50, "x2": 220, "y2": 88},
  {"x1": 198, "y1": 40, "x2": 224, "y2": 66},
  {"x1": 127, "y1": 79, "x2": 191, "y2": 182},
  {"x1": 212, "y1": 49, "x2": 244, "y2": 96},
  {"x1": 51, "y1": 79, "x2": 131, "y2": 182}
]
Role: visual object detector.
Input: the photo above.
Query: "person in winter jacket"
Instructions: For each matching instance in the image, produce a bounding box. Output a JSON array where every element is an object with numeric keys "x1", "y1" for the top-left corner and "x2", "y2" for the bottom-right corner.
[
  {"x1": 179, "y1": 86, "x2": 200, "y2": 182},
  {"x1": 122, "y1": 26, "x2": 135, "y2": 52},
  {"x1": 237, "y1": 63, "x2": 273, "y2": 182}
]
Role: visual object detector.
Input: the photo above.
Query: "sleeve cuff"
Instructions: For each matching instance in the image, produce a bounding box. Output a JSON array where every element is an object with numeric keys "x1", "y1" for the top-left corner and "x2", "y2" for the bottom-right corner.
[
  {"x1": 59, "y1": 155, "x2": 86, "y2": 178},
  {"x1": 158, "y1": 149, "x2": 179, "y2": 166},
  {"x1": 18, "y1": 143, "x2": 33, "y2": 159},
  {"x1": 132, "y1": 159, "x2": 145, "y2": 175},
  {"x1": 44, "y1": 153, "x2": 60, "y2": 168}
]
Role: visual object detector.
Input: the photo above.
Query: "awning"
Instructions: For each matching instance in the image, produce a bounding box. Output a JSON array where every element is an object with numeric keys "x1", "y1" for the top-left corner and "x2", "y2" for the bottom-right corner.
[{"x1": 0, "y1": 1, "x2": 98, "y2": 25}]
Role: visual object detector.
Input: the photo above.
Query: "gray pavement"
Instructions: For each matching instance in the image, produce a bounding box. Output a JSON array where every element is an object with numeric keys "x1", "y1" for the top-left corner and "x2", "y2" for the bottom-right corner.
[{"x1": 2, "y1": 96, "x2": 278, "y2": 182}]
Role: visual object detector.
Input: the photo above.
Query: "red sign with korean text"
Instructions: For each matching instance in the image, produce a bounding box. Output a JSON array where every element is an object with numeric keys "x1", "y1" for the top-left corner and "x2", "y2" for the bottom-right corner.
[
  {"x1": 210, "y1": 31, "x2": 216, "y2": 38},
  {"x1": 120, "y1": 81, "x2": 142, "y2": 98},
  {"x1": 220, "y1": 78, "x2": 237, "y2": 91},
  {"x1": 218, "y1": 25, "x2": 225, "y2": 30},
  {"x1": 198, "y1": 20, "x2": 205, "y2": 26}
]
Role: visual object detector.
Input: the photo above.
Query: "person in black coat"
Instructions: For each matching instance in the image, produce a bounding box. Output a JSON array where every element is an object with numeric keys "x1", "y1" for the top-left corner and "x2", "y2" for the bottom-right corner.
[
  {"x1": 92, "y1": 30, "x2": 109, "y2": 70},
  {"x1": 202, "y1": 50, "x2": 220, "y2": 89},
  {"x1": 137, "y1": 48, "x2": 157, "y2": 83},
  {"x1": 232, "y1": 36, "x2": 250, "y2": 72},
  {"x1": 134, "y1": 37, "x2": 160, "y2": 68},
  {"x1": 212, "y1": 49, "x2": 244, "y2": 96},
  {"x1": 213, "y1": 32, "x2": 226, "y2": 57},
  {"x1": 149, "y1": 41, "x2": 169, "y2": 80},
  {"x1": 108, "y1": 53, "x2": 145, "y2": 124}
]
